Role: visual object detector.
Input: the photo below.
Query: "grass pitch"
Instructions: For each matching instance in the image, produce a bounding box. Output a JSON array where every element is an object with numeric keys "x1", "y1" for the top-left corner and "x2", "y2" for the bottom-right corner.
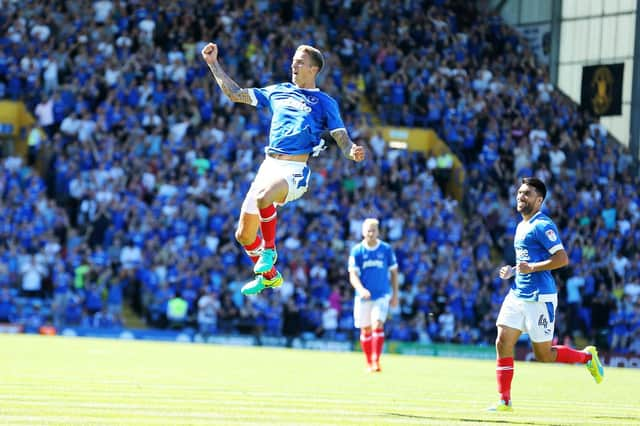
[{"x1": 1, "y1": 334, "x2": 639, "y2": 425}]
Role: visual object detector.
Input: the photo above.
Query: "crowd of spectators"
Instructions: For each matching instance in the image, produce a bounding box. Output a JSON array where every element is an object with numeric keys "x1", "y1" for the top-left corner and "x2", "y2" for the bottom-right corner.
[{"x1": 1, "y1": 0, "x2": 639, "y2": 353}]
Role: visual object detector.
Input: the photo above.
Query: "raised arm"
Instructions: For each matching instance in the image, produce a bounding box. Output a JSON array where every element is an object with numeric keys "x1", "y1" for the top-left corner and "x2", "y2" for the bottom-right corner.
[
  {"x1": 329, "y1": 128, "x2": 366, "y2": 162},
  {"x1": 201, "y1": 42, "x2": 253, "y2": 105}
]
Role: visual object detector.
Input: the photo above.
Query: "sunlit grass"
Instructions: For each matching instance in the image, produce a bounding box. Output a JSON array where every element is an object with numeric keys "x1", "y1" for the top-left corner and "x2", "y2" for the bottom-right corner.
[{"x1": 1, "y1": 334, "x2": 639, "y2": 425}]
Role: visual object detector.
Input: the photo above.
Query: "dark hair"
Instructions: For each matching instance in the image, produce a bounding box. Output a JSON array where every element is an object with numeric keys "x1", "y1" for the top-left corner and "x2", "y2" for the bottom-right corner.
[
  {"x1": 521, "y1": 177, "x2": 547, "y2": 200},
  {"x1": 297, "y1": 45, "x2": 324, "y2": 73}
]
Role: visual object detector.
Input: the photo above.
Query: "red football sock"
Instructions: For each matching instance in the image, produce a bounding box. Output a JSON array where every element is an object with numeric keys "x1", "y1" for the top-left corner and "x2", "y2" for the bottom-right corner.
[
  {"x1": 553, "y1": 345, "x2": 591, "y2": 364},
  {"x1": 360, "y1": 331, "x2": 373, "y2": 365},
  {"x1": 263, "y1": 267, "x2": 278, "y2": 280},
  {"x1": 259, "y1": 204, "x2": 277, "y2": 249},
  {"x1": 496, "y1": 357, "x2": 514, "y2": 403},
  {"x1": 372, "y1": 327, "x2": 385, "y2": 362},
  {"x1": 243, "y1": 235, "x2": 263, "y2": 264}
]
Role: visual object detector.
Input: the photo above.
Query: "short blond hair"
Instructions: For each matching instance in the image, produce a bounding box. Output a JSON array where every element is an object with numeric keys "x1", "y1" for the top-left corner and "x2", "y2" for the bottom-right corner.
[
  {"x1": 361, "y1": 218, "x2": 379, "y2": 235},
  {"x1": 296, "y1": 45, "x2": 324, "y2": 73}
]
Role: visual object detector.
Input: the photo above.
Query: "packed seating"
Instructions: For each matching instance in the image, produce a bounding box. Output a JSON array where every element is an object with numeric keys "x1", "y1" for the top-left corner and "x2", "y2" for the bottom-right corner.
[{"x1": 0, "y1": 0, "x2": 638, "y2": 352}]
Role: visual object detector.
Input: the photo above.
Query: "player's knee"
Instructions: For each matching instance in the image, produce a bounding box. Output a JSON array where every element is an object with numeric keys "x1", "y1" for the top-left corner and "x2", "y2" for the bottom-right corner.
[
  {"x1": 256, "y1": 181, "x2": 287, "y2": 208},
  {"x1": 234, "y1": 228, "x2": 253, "y2": 246},
  {"x1": 495, "y1": 336, "x2": 513, "y2": 355},
  {"x1": 255, "y1": 186, "x2": 268, "y2": 202},
  {"x1": 255, "y1": 192, "x2": 273, "y2": 209}
]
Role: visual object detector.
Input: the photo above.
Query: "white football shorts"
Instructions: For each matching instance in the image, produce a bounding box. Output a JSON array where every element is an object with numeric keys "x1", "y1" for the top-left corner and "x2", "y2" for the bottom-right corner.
[
  {"x1": 354, "y1": 294, "x2": 391, "y2": 328},
  {"x1": 496, "y1": 291, "x2": 558, "y2": 343},
  {"x1": 241, "y1": 155, "x2": 311, "y2": 214}
]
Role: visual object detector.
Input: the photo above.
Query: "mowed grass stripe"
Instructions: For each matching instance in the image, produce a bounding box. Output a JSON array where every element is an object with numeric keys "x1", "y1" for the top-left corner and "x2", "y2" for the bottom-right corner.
[
  {"x1": 1, "y1": 394, "x2": 636, "y2": 425},
  {"x1": 0, "y1": 413, "x2": 349, "y2": 426},
  {"x1": 0, "y1": 416, "x2": 424, "y2": 426},
  {"x1": 2, "y1": 394, "x2": 518, "y2": 422},
  {"x1": 1, "y1": 403, "x2": 385, "y2": 419},
  {"x1": 2, "y1": 387, "x2": 639, "y2": 414},
  {"x1": 3, "y1": 399, "x2": 385, "y2": 417},
  {"x1": 3, "y1": 391, "x2": 639, "y2": 413},
  {"x1": 2, "y1": 395, "x2": 499, "y2": 413},
  {"x1": 3, "y1": 406, "x2": 597, "y2": 426},
  {"x1": 0, "y1": 404, "x2": 442, "y2": 426},
  {"x1": 0, "y1": 402, "x2": 634, "y2": 425}
]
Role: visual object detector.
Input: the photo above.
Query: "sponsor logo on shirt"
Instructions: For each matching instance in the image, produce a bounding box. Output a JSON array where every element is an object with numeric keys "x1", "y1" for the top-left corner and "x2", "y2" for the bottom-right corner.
[
  {"x1": 362, "y1": 259, "x2": 384, "y2": 269},
  {"x1": 545, "y1": 229, "x2": 558, "y2": 242},
  {"x1": 515, "y1": 247, "x2": 530, "y2": 261},
  {"x1": 276, "y1": 98, "x2": 311, "y2": 112}
]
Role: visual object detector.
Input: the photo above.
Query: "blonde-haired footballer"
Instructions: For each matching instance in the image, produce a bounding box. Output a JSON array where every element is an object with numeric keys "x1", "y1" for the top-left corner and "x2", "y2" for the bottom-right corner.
[{"x1": 348, "y1": 218, "x2": 399, "y2": 372}]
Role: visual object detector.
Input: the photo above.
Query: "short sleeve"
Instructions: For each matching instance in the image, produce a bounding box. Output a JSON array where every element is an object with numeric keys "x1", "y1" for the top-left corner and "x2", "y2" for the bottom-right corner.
[
  {"x1": 324, "y1": 95, "x2": 345, "y2": 131},
  {"x1": 348, "y1": 246, "x2": 360, "y2": 273},
  {"x1": 388, "y1": 246, "x2": 398, "y2": 270},
  {"x1": 537, "y1": 220, "x2": 564, "y2": 255},
  {"x1": 248, "y1": 84, "x2": 278, "y2": 108}
]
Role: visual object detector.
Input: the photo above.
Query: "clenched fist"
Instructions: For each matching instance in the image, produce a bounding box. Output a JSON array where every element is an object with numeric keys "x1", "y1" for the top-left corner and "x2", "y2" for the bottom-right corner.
[
  {"x1": 499, "y1": 265, "x2": 515, "y2": 279},
  {"x1": 201, "y1": 43, "x2": 218, "y2": 65},
  {"x1": 350, "y1": 144, "x2": 366, "y2": 162}
]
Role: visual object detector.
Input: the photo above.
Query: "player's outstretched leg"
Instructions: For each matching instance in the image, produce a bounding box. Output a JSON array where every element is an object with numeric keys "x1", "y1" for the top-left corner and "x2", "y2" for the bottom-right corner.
[
  {"x1": 583, "y1": 346, "x2": 604, "y2": 384},
  {"x1": 241, "y1": 268, "x2": 283, "y2": 295},
  {"x1": 552, "y1": 344, "x2": 604, "y2": 383}
]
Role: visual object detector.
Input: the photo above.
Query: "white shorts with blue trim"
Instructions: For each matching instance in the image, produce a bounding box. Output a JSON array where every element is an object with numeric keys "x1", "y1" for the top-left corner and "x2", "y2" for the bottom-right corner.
[
  {"x1": 354, "y1": 295, "x2": 391, "y2": 328},
  {"x1": 241, "y1": 155, "x2": 311, "y2": 214},
  {"x1": 496, "y1": 291, "x2": 558, "y2": 343}
]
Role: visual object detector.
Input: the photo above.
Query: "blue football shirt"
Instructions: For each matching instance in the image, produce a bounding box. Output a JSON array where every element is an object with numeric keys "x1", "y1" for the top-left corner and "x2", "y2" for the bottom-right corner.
[
  {"x1": 348, "y1": 240, "x2": 398, "y2": 300},
  {"x1": 513, "y1": 211, "x2": 565, "y2": 299},
  {"x1": 249, "y1": 83, "x2": 345, "y2": 156}
]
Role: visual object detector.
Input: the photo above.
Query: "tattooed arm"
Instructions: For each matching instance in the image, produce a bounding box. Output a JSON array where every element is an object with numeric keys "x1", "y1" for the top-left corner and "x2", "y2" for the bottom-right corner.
[
  {"x1": 201, "y1": 42, "x2": 253, "y2": 105},
  {"x1": 330, "y1": 128, "x2": 366, "y2": 162}
]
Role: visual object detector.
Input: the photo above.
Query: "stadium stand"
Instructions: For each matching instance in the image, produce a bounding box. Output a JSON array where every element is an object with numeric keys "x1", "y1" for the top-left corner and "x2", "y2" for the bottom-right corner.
[{"x1": 0, "y1": 0, "x2": 639, "y2": 353}]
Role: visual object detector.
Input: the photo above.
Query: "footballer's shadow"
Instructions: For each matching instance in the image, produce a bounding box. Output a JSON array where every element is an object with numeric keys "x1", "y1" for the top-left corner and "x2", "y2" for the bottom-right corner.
[
  {"x1": 594, "y1": 415, "x2": 640, "y2": 422},
  {"x1": 385, "y1": 412, "x2": 565, "y2": 425}
]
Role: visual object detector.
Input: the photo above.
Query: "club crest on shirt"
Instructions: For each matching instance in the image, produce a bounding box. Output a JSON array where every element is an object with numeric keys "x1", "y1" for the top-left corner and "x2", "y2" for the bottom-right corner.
[
  {"x1": 305, "y1": 95, "x2": 319, "y2": 105},
  {"x1": 545, "y1": 229, "x2": 558, "y2": 242}
]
